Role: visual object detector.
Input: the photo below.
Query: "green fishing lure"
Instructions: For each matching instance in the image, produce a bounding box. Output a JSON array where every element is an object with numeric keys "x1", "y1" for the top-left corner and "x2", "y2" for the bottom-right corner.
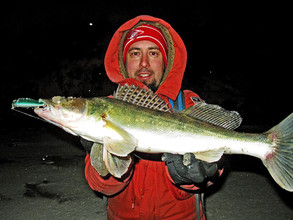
[{"x1": 12, "y1": 98, "x2": 45, "y2": 108}]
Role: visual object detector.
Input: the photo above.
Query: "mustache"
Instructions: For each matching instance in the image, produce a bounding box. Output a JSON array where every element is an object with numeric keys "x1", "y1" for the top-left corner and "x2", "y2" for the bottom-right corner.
[{"x1": 135, "y1": 68, "x2": 154, "y2": 75}]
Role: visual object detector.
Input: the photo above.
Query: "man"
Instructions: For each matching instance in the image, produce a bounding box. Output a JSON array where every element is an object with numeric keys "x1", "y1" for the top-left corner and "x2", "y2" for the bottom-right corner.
[{"x1": 83, "y1": 15, "x2": 219, "y2": 219}]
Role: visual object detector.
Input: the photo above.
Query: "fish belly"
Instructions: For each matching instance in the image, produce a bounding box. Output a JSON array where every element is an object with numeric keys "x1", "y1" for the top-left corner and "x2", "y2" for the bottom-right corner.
[{"x1": 132, "y1": 129, "x2": 270, "y2": 160}]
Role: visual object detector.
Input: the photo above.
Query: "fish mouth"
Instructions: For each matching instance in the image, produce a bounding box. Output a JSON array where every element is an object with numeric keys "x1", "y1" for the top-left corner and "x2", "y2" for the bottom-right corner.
[
  {"x1": 34, "y1": 99, "x2": 51, "y2": 113},
  {"x1": 34, "y1": 99, "x2": 58, "y2": 122},
  {"x1": 34, "y1": 101, "x2": 68, "y2": 131}
]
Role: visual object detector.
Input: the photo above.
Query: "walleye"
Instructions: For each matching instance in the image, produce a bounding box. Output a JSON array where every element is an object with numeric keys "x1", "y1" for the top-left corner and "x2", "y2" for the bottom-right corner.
[{"x1": 12, "y1": 85, "x2": 293, "y2": 192}]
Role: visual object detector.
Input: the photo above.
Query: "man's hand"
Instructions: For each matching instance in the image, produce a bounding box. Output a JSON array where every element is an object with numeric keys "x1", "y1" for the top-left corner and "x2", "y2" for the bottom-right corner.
[{"x1": 162, "y1": 153, "x2": 218, "y2": 186}]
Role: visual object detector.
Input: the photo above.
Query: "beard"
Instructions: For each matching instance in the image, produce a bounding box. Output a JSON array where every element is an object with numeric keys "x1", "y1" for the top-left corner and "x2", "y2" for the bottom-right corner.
[
  {"x1": 143, "y1": 80, "x2": 159, "y2": 92},
  {"x1": 137, "y1": 81, "x2": 156, "y2": 91}
]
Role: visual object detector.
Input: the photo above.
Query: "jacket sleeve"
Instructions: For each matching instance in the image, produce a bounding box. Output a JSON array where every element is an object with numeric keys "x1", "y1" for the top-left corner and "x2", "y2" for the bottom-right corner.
[{"x1": 84, "y1": 153, "x2": 133, "y2": 196}]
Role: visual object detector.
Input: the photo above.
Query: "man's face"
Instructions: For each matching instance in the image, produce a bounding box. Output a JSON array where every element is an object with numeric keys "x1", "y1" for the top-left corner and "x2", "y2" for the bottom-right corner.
[{"x1": 125, "y1": 40, "x2": 164, "y2": 91}]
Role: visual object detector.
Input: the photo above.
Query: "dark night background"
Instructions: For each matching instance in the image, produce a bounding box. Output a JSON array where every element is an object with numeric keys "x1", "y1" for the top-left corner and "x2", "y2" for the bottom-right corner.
[
  {"x1": 0, "y1": 1, "x2": 292, "y2": 219},
  {"x1": 1, "y1": 1, "x2": 291, "y2": 128}
]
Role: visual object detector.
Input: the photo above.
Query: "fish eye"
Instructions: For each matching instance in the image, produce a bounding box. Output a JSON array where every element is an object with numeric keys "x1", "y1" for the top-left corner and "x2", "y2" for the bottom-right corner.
[{"x1": 52, "y1": 96, "x2": 62, "y2": 104}]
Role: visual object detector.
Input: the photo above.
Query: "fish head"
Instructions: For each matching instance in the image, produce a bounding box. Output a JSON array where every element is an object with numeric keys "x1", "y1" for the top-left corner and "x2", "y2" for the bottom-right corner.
[{"x1": 34, "y1": 96, "x2": 88, "y2": 129}]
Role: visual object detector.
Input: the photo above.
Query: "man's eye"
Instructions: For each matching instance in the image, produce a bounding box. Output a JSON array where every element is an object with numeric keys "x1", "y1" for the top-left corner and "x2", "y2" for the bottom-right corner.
[
  {"x1": 149, "y1": 51, "x2": 158, "y2": 56},
  {"x1": 131, "y1": 51, "x2": 140, "y2": 56}
]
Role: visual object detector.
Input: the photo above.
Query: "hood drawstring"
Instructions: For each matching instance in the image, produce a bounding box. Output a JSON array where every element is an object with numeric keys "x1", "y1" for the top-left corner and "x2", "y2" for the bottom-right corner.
[
  {"x1": 132, "y1": 197, "x2": 135, "y2": 209},
  {"x1": 131, "y1": 158, "x2": 150, "y2": 210}
]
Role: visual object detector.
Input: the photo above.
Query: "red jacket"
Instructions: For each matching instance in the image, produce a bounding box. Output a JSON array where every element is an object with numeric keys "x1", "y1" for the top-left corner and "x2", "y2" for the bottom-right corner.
[{"x1": 85, "y1": 15, "x2": 206, "y2": 219}]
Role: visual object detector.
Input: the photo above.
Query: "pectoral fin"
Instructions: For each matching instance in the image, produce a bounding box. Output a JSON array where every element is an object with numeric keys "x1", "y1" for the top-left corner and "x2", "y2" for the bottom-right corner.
[
  {"x1": 90, "y1": 142, "x2": 109, "y2": 177},
  {"x1": 103, "y1": 146, "x2": 132, "y2": 178},
  {"x1": 193, "y1": 147, "x2": 225, "y2": 163},
  {"x1": 90, "y1": 139, "x2": 134, "y2": 178},
  {"x1": 101, "y1": 119, "x2": 137, "y2": 178},
  {"x1": 104, "y1": 136, "x2": 136, "y2": 157},
  {"x1": 103, "y1": 119, "x2": 137, "y2": 156}
]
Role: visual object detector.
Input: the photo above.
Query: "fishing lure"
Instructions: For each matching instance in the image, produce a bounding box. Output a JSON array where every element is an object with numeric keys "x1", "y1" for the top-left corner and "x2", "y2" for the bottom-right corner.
[
  {"x1": 12, "y1": 98, "x2": 45, "y2": 109},
  {"x1": 11, "y1": 98, "x2": 47, "y2": 122}
]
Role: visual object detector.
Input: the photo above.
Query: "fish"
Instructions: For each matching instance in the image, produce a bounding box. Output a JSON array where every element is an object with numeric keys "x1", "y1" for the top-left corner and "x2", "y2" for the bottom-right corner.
[{"x1": 12, "y1": 85, "x2": 293, "y2": 192}]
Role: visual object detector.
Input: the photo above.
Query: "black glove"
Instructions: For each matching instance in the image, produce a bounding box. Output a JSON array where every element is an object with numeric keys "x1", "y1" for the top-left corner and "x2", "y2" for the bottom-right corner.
[
  {"x1": 80, "y1": 137, "x2": 94, "y2": 153},
  {"x1": 162, "y1": 153, "x2": 218, "y2": 186}
]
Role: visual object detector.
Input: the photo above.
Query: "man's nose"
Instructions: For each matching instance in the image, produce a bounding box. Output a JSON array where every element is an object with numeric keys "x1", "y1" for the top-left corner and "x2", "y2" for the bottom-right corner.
[{"x1": 139, "y1": 53, "x2": 150, "y2": 68}]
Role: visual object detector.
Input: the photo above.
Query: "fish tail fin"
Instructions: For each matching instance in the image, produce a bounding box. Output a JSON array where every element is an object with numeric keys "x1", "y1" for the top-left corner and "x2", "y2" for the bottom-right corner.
[{"x1": 263, "y1": 113, "x2": 293, "y2": 191}]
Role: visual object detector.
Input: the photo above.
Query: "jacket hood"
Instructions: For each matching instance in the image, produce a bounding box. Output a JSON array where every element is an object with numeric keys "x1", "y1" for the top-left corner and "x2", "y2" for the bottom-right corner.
[{"x1": 104, "y1": 15, "x2": 187, "y2": 100}]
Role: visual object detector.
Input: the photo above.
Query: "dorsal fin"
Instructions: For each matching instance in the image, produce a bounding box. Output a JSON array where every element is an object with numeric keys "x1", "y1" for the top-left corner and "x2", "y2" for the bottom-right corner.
[
  {"x1": 113, "y1": 84, "x2": 171, "y2": 113},
  {"x1": 182, "y1": 97, "x2": 242, "y2": 130}
]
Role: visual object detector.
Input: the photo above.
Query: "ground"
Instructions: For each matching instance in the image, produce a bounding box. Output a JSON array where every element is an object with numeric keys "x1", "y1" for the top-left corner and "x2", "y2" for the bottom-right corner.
[{"x1": 0, "y1": 124, "x2": 292, "y2": 220}]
